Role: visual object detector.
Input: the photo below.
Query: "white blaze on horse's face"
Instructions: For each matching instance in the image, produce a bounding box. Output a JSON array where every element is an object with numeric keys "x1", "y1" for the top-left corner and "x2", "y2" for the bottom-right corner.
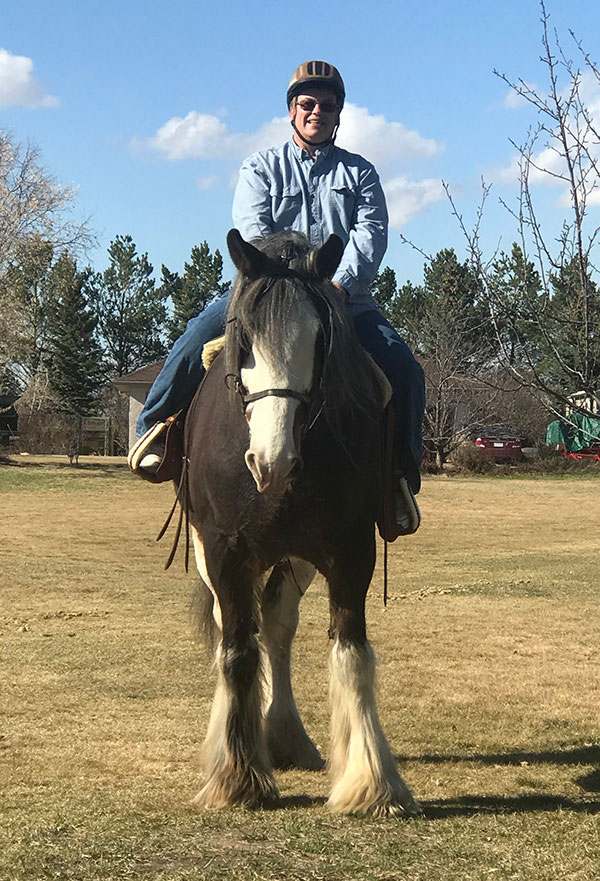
[{"x1": 242, "y1": 300, "x2": 319, "y2": 495}]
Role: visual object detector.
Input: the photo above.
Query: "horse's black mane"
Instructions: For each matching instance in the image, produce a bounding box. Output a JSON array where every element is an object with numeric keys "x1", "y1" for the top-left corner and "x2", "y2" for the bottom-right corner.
[{"x1": 225, "y1": 231, "x2": 380, "y2": 441}]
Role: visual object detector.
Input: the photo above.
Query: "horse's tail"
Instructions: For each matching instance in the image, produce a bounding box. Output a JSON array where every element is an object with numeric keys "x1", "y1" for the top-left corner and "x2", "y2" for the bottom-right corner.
[{"x1": 190, "y1": 577, "x2": 219, "y2": 655}]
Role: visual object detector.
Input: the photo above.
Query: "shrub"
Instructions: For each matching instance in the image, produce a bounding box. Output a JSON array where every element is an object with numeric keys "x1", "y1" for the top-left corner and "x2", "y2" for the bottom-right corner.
[{"x1": 450, "y1": 443, "x2": 497, "y2": 474}]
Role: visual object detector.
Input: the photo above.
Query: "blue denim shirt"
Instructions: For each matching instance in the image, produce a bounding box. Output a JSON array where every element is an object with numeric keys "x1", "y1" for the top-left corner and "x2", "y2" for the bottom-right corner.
[{"x1": 232, "y1": 139, "x2": 388, "y2": 316}]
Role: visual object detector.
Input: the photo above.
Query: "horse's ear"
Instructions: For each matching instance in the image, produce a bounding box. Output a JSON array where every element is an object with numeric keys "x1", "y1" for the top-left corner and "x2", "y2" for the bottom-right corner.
[
  {"x1": 312, "y1": 235, "x2": 344, "y2": 280},
  {"x1": 227, "y1": 229, "x2": 270, "y2": 279}
]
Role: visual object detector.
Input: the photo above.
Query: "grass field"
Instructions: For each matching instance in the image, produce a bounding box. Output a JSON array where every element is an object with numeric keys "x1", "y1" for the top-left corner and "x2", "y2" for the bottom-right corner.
[{"x1": 2, "y1": 460, "x2": 600, "y2": 880}]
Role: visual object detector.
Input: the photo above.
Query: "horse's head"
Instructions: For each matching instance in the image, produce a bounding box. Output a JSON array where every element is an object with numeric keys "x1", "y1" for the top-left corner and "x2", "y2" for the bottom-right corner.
[{"x1": 226, "y1": 229, "x2": 343, "y2": 495}]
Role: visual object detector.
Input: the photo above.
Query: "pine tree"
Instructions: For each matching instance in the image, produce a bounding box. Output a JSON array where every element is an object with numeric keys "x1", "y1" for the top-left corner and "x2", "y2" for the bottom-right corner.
[
  {"x1": 167, "y1": 242, "x2": 229, "y2": 345},
  {"x1": 371, "y1": 266, "x2": 398, "y2": 318},
  {"x1": 48, "y1": 254, "x2": 104, "y2": 415},
  {"x1": 372, "y1": 267, "x2": 428, "y2": 352},
  {"x1": 421, "y1": 248, "x2": 491, "y2": 369},
  {"x1": 87, "y1": 235, "x2": 167, "y2": 376},
  {"x1": 489, "y1": 244, "x2": 543, "y2": 368},
  {"x1": 1, "y1": 234, "x2": 55, "y2": 376},
  {"x1": 546, "y1": 257, "x2": 600, "y2": 395}
]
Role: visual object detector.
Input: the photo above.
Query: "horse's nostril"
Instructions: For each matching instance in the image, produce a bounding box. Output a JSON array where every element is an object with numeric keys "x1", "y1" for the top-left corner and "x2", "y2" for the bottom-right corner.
[{"x1": 245, "y1": 451, "x2": 258, "y2": 478}]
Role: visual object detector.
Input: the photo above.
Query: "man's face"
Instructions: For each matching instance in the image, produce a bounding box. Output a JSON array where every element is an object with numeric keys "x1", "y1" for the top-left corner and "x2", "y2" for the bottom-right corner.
[{"x1": 289, "y1": 86, "x2": 340, "y2": 146}]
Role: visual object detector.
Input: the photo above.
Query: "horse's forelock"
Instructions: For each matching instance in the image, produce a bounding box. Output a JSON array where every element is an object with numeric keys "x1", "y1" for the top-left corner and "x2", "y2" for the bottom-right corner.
[{"x1": 224, "y1": 232, "x2": 379, "y2": 433}]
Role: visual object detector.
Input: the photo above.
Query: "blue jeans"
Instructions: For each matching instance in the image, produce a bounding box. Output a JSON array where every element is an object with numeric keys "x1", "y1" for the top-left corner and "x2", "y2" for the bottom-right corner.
[{"x1": 138, "y1": 295, "x2": 425, "y2": 493}]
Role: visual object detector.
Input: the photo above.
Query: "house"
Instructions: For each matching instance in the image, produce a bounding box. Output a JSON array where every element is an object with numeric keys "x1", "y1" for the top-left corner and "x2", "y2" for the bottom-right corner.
[
  {"x1": 112, "y1": 360, "x2": 164, "y2": 449},
  {"x1": 566, "y1": 390, "x2": 600, "y2": 416}
]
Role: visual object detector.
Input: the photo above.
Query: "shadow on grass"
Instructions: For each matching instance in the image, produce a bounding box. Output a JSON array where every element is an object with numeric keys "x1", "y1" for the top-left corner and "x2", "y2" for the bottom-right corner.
[
  {"x1": 396, "y1": 745, "x2": 600, "y2": 816},
  {"x1": 260, "y1": 794, "x2": 327, "y2": 811},
  {"x1": 397, "y1": 744, "x2": 600, "y2": 770},
  {"x1": 422, "y1": 793, "x2": 600, "y2": 819},
  {"x1": 2, "y1": 457, "x2": 129, "y2": 477}
]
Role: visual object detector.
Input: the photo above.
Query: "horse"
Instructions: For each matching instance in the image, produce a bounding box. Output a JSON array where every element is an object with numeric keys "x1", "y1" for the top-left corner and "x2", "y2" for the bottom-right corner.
[{"x1": 184, "y1": 228, "x2": 420, "y2": 817}]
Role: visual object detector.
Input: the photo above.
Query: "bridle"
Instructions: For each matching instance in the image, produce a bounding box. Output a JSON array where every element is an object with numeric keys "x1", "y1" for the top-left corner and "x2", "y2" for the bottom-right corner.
[
  {"x1": 225, "y1": 374, "x2": 311, "y2": 410},
  {"x1": 225, "y1": 371, "x2": 327, "y2": 439},
  {"x1": 224, "y1": 245, "x2": 334, "y2": 433}
]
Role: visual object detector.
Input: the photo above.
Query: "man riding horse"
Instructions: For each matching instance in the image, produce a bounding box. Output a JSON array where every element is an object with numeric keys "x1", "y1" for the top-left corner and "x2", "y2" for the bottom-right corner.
[{"x1": 130, "y1": 60, "x2": 425, "y2": 535}]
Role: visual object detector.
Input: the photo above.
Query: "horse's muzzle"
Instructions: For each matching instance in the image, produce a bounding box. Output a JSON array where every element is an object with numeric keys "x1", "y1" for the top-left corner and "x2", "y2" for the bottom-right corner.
[{"x1": 245, "y1": 450, "x2": 303, "y2": 494}]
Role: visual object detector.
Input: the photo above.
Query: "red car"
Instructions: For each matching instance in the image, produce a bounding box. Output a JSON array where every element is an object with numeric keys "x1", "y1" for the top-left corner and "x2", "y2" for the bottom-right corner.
[{"x1": 473, "y1": 426, "x2": 523, "y2": 463}]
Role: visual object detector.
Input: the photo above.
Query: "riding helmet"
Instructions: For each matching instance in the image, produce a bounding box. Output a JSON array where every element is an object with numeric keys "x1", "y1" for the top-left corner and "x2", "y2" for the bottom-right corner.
[{"x1": 286, "y1": 60, "x2": 345, "y2": 109}]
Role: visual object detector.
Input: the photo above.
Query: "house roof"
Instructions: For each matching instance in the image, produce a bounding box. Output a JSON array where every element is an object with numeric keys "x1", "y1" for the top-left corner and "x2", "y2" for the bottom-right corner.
[
  {"x1": 0, "y1": 394, "x2": 19, "y2": 411},
  {"x1": 112, "y1": 360, "x2": 165, "y2": 389}
]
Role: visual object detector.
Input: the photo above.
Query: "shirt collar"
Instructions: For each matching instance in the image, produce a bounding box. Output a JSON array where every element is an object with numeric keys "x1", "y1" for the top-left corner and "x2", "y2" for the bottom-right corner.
[{"x1": 289, "y1": 137, "x2": 335, "y2": 162}]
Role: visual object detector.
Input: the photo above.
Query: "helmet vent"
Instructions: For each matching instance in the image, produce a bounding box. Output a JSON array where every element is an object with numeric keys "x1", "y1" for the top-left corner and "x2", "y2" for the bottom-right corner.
[{"x1": 308, "y1": 61, "x2": 331, "y2": 77}]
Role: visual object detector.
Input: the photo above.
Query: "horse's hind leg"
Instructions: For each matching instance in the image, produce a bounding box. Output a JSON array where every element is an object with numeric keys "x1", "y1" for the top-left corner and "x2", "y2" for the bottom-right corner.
[
  {"x1": 190, "y1": 527, "x2": 278, "y2": 808},
  {"x1": 261, "y1": 558, "x2": 324, "y2": 770},
  {"x1": 326, "y1": 530, "x2": 421, "y2": 817}
]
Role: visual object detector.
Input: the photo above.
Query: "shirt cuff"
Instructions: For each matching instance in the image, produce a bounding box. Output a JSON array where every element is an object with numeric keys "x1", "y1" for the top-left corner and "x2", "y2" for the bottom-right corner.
[{"x1": 333, "y1": 271, "x2": 358, "y2": 299}]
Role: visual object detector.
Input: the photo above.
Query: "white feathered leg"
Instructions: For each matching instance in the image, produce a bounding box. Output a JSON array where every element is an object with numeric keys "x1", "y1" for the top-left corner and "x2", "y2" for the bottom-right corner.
[
  {"x1": 261, "y1": 558, "x2": 324, "y2": 770},
  {"x1": 328, "y1": 640, "x2": 421, "y2": 817},
  {"x1": 190, "y1": 527, "x2": 278, "y2": 807}
]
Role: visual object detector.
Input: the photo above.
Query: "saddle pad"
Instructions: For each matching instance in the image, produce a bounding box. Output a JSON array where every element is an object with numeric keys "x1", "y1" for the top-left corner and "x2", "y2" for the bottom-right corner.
[{"x1": 202, "y1": 335, "x2": 225, "y2": 370}]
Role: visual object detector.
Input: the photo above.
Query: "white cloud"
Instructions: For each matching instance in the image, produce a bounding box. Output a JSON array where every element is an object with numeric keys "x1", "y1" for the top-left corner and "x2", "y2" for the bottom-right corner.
[
  {"x1": 493, "y1": 145, "x2": 567, "y2": 188},
  {"x1": 139, "y1": 102, "x2": 443, "y2": 225},
  {"x1": 148, "y1": 111, "x2": 230, "y2": 160},
  {"x1": 0, "y1": 48, "x2": 58, "y2": 108},
  {"x1": 383, "y1": 177, "x2": 445, "y2": 228},
  {"x1": 140, "y1": 102, "x2": 441, "y2": 169},
  {"x1": 337, "y1": 104, "x2": 440, "y2": 169}
]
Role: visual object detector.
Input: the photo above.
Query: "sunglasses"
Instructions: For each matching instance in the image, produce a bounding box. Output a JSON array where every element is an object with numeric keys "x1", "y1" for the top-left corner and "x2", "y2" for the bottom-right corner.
[{"x1": 296, "y1": 98, "x2": 339, "y2": 113}]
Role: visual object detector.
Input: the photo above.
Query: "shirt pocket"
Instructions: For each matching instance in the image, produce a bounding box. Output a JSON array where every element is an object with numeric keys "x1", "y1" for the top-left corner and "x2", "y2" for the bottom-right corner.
[
  {"x1": 330, "y1": 184, "x2": 356, "y2": 223},
  {"x1": 271, "y1": 185, "x2": 303, "y2": 229}
]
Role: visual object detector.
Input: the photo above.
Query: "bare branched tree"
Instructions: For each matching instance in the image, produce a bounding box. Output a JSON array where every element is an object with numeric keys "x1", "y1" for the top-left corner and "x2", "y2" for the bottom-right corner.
[
  {"x1": 452, "y1": 1, "x2": 600, "y2": 427},
  {"x1": 0, "y1": 131, "x2": 94, "y2": 395},
  {"x1": 0, "y1": 132, "x2": 93, "y2": 273}
]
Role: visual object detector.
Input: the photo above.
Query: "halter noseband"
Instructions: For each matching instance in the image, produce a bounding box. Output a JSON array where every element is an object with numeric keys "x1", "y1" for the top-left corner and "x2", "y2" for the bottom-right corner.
[
  {"x1": 242, "y1": 387, "x2": 311, "y2": 407},
  {"x1": 225, "y1": 373, "x2": 312, "y2": 411}
]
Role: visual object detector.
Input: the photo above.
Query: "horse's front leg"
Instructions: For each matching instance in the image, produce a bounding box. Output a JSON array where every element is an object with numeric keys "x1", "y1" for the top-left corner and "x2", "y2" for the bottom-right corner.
[
  {"x1": 326, "y1": 526, "x2": 421, "y2": 817},
  {"x1": 191, "y1": 528, "x2": 278, "y2": 808},
  {"x1": 261, "y1": 557, "x2": 324, "y2": 770}
]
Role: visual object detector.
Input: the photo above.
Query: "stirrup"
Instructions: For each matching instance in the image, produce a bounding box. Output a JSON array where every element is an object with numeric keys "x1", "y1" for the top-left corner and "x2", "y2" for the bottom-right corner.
[
  {"x1": 128, "y1": 412, "x2": 185, "y2": 484},
  {"x1": 394, "y1": 476, "x2": 421, "y2": 535}
]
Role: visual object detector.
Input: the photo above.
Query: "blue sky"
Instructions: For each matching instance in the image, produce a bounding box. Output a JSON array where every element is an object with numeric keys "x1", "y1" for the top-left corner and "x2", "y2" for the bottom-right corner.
[{"x1": 2, "y1": 0, "x2": 600, "y2": 287}]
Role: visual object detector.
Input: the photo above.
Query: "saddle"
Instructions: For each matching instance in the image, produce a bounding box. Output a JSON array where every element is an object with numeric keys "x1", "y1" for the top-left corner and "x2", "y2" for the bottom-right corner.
[
  {"x1": 127, "y1": 337, "x2": 225, "y2": 484},
  {"x1": 128, "y1": 336, "x2": 402, "y2": 541}
]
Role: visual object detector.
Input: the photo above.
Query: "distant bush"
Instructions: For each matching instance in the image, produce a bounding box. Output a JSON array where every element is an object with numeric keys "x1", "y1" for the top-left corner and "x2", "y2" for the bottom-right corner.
[
  {"x1": 518, "y1": 446, "x2": 600, "y2": 475},
  {"x1": 14, "y1": 410, "x2": 81, "y2": 455},
  {"x1": 438, "y1": 442, "x2": 600, "y2": 476},
  {"x1": 449, "y1": 444, "x2": 497, "y2": 474}
]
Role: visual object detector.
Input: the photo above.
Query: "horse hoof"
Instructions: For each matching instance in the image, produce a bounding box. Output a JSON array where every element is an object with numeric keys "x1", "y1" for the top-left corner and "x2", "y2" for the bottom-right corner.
[
  {"x1": 327, "y1": 785, "x2": 422, "y2": 818},
  {"x1": 192, "y1": 771, "x2": 280, "y2": 809},
  {"x1": 272, "y1": 753, "x2": 326, "y2": 772},
  {"x1": 269, "y1": 739, "x2": 325, "y2": 771}
]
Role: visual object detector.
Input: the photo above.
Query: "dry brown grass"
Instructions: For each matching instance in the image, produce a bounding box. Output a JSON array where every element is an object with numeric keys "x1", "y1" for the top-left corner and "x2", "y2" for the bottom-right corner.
[{"x1": 1, "y1": 461, "x2": 600, "y2": 880}]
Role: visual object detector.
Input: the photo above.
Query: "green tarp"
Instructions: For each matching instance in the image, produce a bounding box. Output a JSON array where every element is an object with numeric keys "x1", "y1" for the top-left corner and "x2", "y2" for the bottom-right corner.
[{"x1": 545, "y1": 413, "x2": 600, "y2": 452}]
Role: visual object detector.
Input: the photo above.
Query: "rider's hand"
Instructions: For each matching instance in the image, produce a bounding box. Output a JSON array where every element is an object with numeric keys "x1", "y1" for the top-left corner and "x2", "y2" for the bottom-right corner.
[{"x1": 332, "y1": 282, "x2": 349, "y2": 302}]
